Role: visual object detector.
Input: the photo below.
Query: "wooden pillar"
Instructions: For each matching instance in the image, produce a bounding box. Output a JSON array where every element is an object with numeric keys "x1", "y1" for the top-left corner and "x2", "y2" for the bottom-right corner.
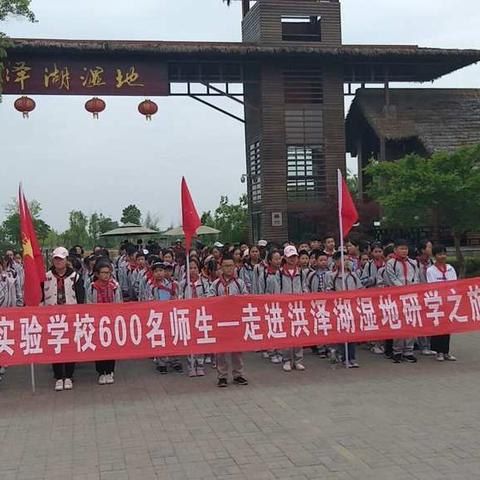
[{"x1": 379, "y1": 136, "x2": 386, "y2": 162}]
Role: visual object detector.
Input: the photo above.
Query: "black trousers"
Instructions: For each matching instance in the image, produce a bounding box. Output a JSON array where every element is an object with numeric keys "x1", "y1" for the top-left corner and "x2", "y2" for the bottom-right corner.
[
  {"x1": 95, "y1": 360, "x2": 115, "y2": 375},
  {"x1": 384, "y1": 339, "x2": 393, "y2": 356},
  {"x1": 431, "y1": 335, "x2": 451, "y2": 354},
  {"x1": 52, "y1": 362, "x2": 75, "y2": 380}
]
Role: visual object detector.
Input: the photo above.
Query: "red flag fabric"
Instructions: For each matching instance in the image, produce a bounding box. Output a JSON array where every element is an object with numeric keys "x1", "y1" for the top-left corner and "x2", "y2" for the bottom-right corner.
[
  {"x1": 338, "y1": 170, "x2": 359, "y2": 238},
  {"x1": 181, "y1": 177, "x2": 201, "y2": 251},
  {"x1": 19, "y1": 186, "x2": 46, "y2": 306}
]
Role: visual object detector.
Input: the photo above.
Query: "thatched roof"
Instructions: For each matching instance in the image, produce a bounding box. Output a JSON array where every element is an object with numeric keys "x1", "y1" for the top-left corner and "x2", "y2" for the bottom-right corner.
[
  {"x1": 346, "y1": 88, "x2": 480, "y2": 155},
  {"x1": 7, "y1": 39, "x2": 480, "y2": 82}
]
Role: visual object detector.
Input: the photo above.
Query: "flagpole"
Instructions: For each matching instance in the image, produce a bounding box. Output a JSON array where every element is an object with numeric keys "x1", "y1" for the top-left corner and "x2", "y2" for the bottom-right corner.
[
  {"x1": 30, "y1": 364, "x2": 36, "y2": 394},
  {"x1": 337, "y1": 169, "x2": 349, "y2": 368},
  {"x1": 185, "y1": 243, "x2": 194, "y2": 370}
]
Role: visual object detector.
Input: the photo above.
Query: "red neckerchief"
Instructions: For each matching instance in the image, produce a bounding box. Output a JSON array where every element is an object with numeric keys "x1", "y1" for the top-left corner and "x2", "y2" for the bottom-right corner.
[
  {"x1": 282, "y1": 265, "x2": 299, "y2": 280},
  {"x1": 218, "y1": 274, "x2": 238, "y2": 296},
  {"x1": 434, "y1": 263, "x2": 448, "y2": 281},
  {"x1": 188, "y1": 275, "x2": 201, "y2": 298},
  {"x1": 418, "y1": 256, "x2": 431, "y2": 274},
  {"x1": 126, "y1": 262, "x2": 137, "y2": 273},
  {"x1": 266, "y1": 265, "x2": 278, "y2": 275},
  {"x1": 93, "y1": 279, "x2": 117, "y2": 303},
  {"x1": 52, "y1": 270, "x2": 67, "y2": 297},
  {"x1": 394, "y1": 254, "x2": 409, "y2": 285},
  {"x1": 152, "y1": 279, "x2": 176, "y2": 297},
  {"x1": 325, "y1": 250, "x2": 335, "y2": 257},
  {"x1": 374, "y1": 259, "x2": 385, "y2": 268}
]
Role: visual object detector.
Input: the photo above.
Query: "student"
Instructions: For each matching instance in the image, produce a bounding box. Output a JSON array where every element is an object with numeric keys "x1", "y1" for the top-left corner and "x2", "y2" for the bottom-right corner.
[
  {"x1": 43, "y1": 247, "x2": 85, "y2": 391},
  {"x1": 324, "y1": 235, "x2": 336, "y2": 269},
  {"x1": 239, "y1": 245, "x2": 262, "y2": 294},
  {"x1": 131, "y1": 250, "x2": 147, "y2": 299},
  {"x1": 298, "y1": 249, "x2": 313, "y2": 284},
  {"x1": 325, "y1": 251, "x2": 363, "y2": 368},
  {"x1": 427, "y1": 245, "x2": 457, "y2": 362},
  {"x1": 310, "y1": 238, "x2": 323, "y2": 252},
  {"x1": 278, "y1": 245, "x2": 307, "y2": 372},
  {"x1": 361, "y1": 242, "x2": 385, "y2": 288},
  {"x1": 141, "y1": 261, "x2": 182, "y2": 374},
  {"x1": 87, "y1": 259, "x2": 122, "y2": 385},
  {"x1": 208, "y1": 253, "x2": 249, "y2": 387},
  {"x1": 117, "y1": 244, "x2": 138, "y2": 301},
  {"x1": 258, "y1": 249, "x2": 283, "y2": 364},
  {"x1": 179, "y1": 258, "x2": 211, "y2": 377},
  {"x1": 416, "y1": 240, "x2": 436, "y2": 356},
  {"x1": 346, "y1": 240, "x2": 360, "y2": 272},
  {"x1": 358, "y1": 252, "x2": 370, "y2": 278},
  {"x1": 385, "y1": 239, "x2": 420, "y2": 363},
  {"x1": 232, "y1": 247, "x2": 244, "y2": 276}
]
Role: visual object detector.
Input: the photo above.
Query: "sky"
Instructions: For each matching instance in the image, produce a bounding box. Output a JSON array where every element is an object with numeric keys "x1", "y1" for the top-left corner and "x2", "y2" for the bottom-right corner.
[{"x1": 0, "y1": 0, "x2": 479, "y2": 231}]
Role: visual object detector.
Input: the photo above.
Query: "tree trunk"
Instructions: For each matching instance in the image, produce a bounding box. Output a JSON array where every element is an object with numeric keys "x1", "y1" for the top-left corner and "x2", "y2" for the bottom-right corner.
[{"x1": 454, "y1": 232, "x2": 465, "y2": 278}]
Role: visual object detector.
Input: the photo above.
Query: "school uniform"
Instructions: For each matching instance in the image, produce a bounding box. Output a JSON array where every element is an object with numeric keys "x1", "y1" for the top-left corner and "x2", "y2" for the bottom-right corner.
[
  {"x1": 179, "y1": 275, "x2": 211, "y2": 375},
  {"x1": 0, "y1": 271, "x2": 19, "y2": 308},
  {"x1": 361, "y1": 260, "x2": 385, "y2": 288},
  {"x1": 427, "y1": 263, "x2": 457, "y2": 355},
  {"x1": 87, "y1": 279, "x2": 122, "y2": 376},
  {"x1": 326, "y1": 270, "x2": 363, "y2": 364},
  {"x1": 44, "y1": 267, "x2": 85, "y2": 381},
  {"x1": 385, "y1": 256, "x2": 420, "y2": 358},
  {"x1": 306, "y1": 268, "x2": 329, "y2": 294},
  {"x1": 278, "y1": 266, "x2": 307, "y2": 367},
  {"x1": 117, "y1": 262, "x2": 137, "y2": 301},
  {"x1": 208, "y1": 275, "x2": 248, "y2": 380}
]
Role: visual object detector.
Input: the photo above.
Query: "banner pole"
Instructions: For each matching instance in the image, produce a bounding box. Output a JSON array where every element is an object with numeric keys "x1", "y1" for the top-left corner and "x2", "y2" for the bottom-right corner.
[
  {"x1": 30, "y1": 363, "x2": 36, "y2": 394},
  {"x1": 338, "y1": 170, "x2": 349, "y2": 368},
  {"x1": 185, "y1": 249, "x2": 194, "y2": 369}
]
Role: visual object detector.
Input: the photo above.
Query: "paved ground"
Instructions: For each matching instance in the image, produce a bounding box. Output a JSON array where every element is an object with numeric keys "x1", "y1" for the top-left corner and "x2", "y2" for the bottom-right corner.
[{"x1": 1, "y1": 334, "x2": 480, "y2": 480}]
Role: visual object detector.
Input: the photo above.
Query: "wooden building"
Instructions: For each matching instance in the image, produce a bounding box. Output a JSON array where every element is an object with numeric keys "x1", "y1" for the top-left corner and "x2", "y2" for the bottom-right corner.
[{"x1": 3, "y1": 0, "x2": 480, "y2": 242}]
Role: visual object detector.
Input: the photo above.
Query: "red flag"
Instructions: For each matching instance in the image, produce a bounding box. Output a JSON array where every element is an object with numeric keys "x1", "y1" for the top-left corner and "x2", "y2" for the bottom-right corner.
[
  {"x1": 338, "y1": 170, "x2": 359, "y2": 239},
  {"x1": 19, "y1": 186, "x2": 46, "y2": 306},
  {"x1": 181, "y1": 177, "x2": 201, "y2": 251}
]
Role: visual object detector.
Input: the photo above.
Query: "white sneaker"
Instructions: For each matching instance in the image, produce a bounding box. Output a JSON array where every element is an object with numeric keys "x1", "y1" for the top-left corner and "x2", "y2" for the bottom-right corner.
[
  {"x1": 294, "y1": 363, "x2": 306, "y2": 371},
  {"x1": 261, "y1": 351, "x2": 270, "y2": 359},
  {"x1": 98, "y1": 374, "x2": 107, "y2": 385},
  {"x1": 282, "y1": 361, "x2": 292, "y2": 372},
  {"x1": 445, "y1": 353, "x2": 457, "y2": 361},
  {"x1": 270, "y1": 354, "x2": 282, "y2": 364},
  {"x1": 64, "y1": 378, "x2": 73, "y2": 390},
  {"x1": 0, "y1": 366, "x2": 6, "y2": 375},
  {"x1": 421, "y1": 349, "x2": 437, "y2": 356},
  {"x1": 372, "y1": 346, "x2": 384, "y2": 355},
  {"x1": 55, "y1": 379, "x2": 64, "y2": 391},
  {"x1": 105, "y1": 373, "x2": 114, "y2": 384}
]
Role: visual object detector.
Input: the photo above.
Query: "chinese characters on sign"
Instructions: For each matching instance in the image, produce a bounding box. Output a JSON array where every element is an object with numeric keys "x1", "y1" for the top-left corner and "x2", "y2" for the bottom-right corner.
[
  {"x1": 1, "y1": 56, "x2": 168, "y2": 96},
  {"x1": 0, "y1": 278, "x2": 479, "y2": 367}
]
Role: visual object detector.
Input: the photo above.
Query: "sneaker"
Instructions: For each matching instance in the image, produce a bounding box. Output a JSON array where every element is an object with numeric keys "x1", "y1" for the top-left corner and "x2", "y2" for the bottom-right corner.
[
  {"x1": 204, "y1": 355, "x2": 212, "y2": 364},
  {"x1": 211, "y1": 359, "x2": 217, "y2": 369},
  {"x1": 105, "y1": 373, "x2": 114, "y2": 384},
  {"x1": 63, "y1": 378, "x2": 73, "y2": 390},
  {"x1": 172, "y1": 363, "x2": 183, "y2": 374},
  {"x1": 403, "y1": 355, "x2": 417, "y2": 363},
  {"x1": 318, "y1": 349, "x2": 328, "y2": 359},
  {"x1": 392, "y1": 353, "x2": 403, "y2": 363},
  {"x1": 282, "y1": 361, "x2": 292, "y2": 372},
  {"x1": 156, "y1": 365, "x2": 168, "y2": 375},
  {"x1": 233, "y1": 376, "x2": 248, "y2": 386},
  {"x1": 445, "y1": 353, "x2": 457, "y2": 361},
  {"x1": 217, "y1": 378, "x2": 228, "y2": 388},
  {"x1": 55, "y1": 379, "x2": 64, "y2": 391},
  {"x1": 436, "y1": 353, "x2": 445, "y2": 361},
  {"x1": 311, "y1": 346, "x2": 320, "y2": 355},
  {"x1": 98, "y1": 374, "x2": 107, "y2": 385},
  {"x1": 294, "y1": 363, "x2": 306, "y2": 371},
  {"x1": 188, "y1": 367, "x2": 197, "y2": 378},
  {"x1": 350, "y1": 360, "x2": 359, "y2": 368},
  {"x1": 372, "y1": 346, "x2": 384, "y2": 355},
  {"x1": 196, "y1": 366, "x2": 206, "y2": 377},
  {"x1": 421, "y1": 349, "x2": 437, "y2": 356},
  {"x1": 261, "y1": 351, "x2": 270, "y2": 359},
  {"x1": 270, "y1": 354, "x2": 282, "y2": 364},
  {"x1": 0, "y1": 366, "x2": 6, "y2": 375}
]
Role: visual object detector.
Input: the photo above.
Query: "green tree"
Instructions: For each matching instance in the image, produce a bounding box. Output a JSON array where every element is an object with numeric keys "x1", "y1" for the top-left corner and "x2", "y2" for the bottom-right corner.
[
  {"x1": 121, "y1": 204, "x2": 142, "y2": 225},
  {"x1": 89, "y1": 212, "x2": 118, "y2": 248},
  {"x1": 62, "y1": 210, "x2": 90, "y2": 248},
  {"x1": 143, "y1": 211, "x2": 160, "y2": 230},
  {"x1": 347, "y1": 168, "x2": 358, "y2": 197},
  {"x1": 202, "y1": 194, "x2": 249, "y2": 244},
  {"x1": 365, "y1": 145, "x2": 480, "y2": 277},
  {"x1": 1, "y1": 198, "x2": 50, "y2": 248}
]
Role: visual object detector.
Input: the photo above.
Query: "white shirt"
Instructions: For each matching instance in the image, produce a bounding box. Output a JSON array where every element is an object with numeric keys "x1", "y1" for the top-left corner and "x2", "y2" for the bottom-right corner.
[{"x1": 426, "y1": 264, "x2": 457, "y2": 283}]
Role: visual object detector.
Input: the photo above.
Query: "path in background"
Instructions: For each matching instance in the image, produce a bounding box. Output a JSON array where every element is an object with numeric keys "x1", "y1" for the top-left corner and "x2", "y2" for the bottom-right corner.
[{"x1": 1, "y1": 334, "x2": 480, "y2": 480}]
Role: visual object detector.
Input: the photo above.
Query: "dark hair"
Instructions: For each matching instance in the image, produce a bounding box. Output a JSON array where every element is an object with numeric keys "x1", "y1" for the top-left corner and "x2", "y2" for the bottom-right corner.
[
  {"x1": 267, "y1": 249, "x2": 281, "y2": 263},
  {"x1": 371, "y1": 242, "x2": 383, "y2": 251},
  {"x1": 314, "y1": 250, "x2": 328, "y2": 260},
  {"x1": 221, "y1": 252, "x2": 234, "y2": 263},
  {"x1": 126, "y1": 245, "x2": 137, "y2": 256},
  {"x1": 394, "y1": 238, "x2": 409, "y2": 248},
  {"x1": 162, "y1": 249, "x2": 174, "y2": 258},
  {"x1": 333, "y1": 251, "x2": 343, "y2": 261},
  {"x1": 417, "y1": 240, "x2": 432, "y2": 255},
  {"x1": 137, "y1": 239, "x2": 143, "y2": 245},
  {"x1": 383, "y1": 245, "x2": 395, "y2": 257},
  {"x1": 189, "y1": 257, "x2": 200, "y2": 269},
  {"x1": 324, "y1": 234, "x2": 335, "y2": 242},
  {"x1": 151, "y1": 261, "x2": 165, "y2": 271},
  {"x1": 94, "y1": 258, "x2": 112, "y2": 274},
  {"x1": 432, "y1": 244, "x2": 447, "y2": 256},
  {"x1": 298, "y1": 249, "x2": 310, "y2": 257},
  {"x1": 135, "y1": 251, "x2": 146, "y2": 259}
]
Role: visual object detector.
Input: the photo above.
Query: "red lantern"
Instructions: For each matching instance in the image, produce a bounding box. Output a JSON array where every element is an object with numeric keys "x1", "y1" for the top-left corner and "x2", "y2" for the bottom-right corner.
[
  {"x1": 14, "y1": 96, "x2": 36, "y2": 119},
  {"x1": 138, "y1": 99, "x2": 158, "y2": 121},
  {"x1": 85, "y1": 97, "x2": 106, "y2": 119}
]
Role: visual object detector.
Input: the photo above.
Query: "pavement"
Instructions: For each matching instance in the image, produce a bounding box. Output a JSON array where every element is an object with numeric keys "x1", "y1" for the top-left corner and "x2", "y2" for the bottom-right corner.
[{"x1": 1, "y1": 334, "x2": 480, "y2": 480}]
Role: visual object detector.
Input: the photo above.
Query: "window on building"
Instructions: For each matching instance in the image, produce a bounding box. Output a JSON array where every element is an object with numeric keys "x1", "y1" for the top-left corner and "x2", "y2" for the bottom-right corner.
[
  {"x1": 281, "y1": 15, "x2": 322, "y2": 42},
  {"x1": 249, "y1": 141, "x2": 262, "y2": 204},
  {"x1": 287, "y1": 145, "x2": 326, "y2": 201}
]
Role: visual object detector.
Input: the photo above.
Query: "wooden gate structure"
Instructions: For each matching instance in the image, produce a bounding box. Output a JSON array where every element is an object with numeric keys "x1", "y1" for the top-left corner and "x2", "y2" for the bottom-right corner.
[{"x1": 2, "y1": 0, "x2": 480, "y2": 242}]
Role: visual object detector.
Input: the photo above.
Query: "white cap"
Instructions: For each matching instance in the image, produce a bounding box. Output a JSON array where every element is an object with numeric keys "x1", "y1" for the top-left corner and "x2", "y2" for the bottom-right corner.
[
  {"x1": 52, "y1": 247, "x2": 69, "y2": 259},
  {"x1": 257, "y1": 239, "x2": 268, "y2": 247},
  {"x1": 213, "y1": 242, "x2": 224, "y2": 248},
  {"x1": 284, "y1": 245, "x2": 298, "y2": 258}
]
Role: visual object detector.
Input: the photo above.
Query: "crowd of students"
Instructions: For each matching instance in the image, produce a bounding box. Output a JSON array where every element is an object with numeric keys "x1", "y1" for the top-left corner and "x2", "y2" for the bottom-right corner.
[{"x1": 0, "y1": 235, "x2": 458, "y2": 391}]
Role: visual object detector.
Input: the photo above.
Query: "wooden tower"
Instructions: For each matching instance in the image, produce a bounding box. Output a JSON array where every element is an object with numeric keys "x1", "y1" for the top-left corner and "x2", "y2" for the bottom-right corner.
[{"x1": 241, "y1": 0, "x2": 345, "y2": 242}]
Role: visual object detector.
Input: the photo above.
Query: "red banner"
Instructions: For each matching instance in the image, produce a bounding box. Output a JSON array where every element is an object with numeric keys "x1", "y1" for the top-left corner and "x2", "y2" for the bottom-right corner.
[{"x1": 1, "y1": 278, "x2": 480, "y2": 366}]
